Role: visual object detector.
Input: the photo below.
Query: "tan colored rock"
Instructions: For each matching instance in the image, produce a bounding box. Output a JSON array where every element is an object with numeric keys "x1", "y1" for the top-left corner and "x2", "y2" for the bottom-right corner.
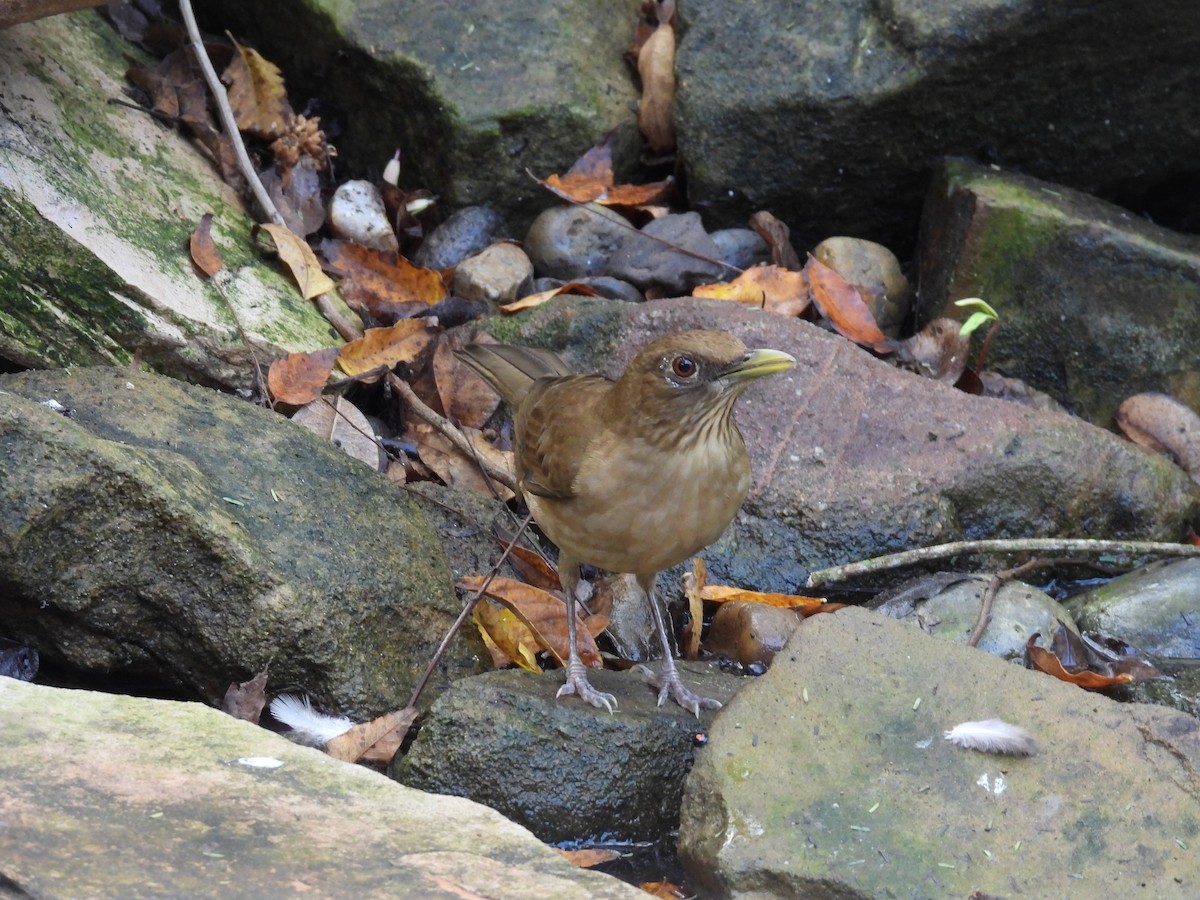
[{"x1": 0, "y1": 679, "x2": 643, "y2": 899}]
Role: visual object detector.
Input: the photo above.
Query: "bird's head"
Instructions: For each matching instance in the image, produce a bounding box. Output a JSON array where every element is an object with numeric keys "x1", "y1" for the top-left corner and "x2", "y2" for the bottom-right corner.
[{"x1": 613, "y1": 330, "x2": 796, "y2": 444}]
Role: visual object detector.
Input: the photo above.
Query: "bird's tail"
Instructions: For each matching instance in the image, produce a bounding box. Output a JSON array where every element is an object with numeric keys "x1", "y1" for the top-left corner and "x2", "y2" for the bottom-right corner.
[{"x1": 456, "y1": 342, "x2": 574, "y2": 405}]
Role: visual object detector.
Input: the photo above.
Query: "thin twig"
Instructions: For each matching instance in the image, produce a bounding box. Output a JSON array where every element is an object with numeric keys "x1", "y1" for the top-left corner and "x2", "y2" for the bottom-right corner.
[
  {"x1": 386, "y1": 371, "x2": 518, "y2": 493},
  {"x1": 178, "y1": 0, "x2": 283, "y2": 226},
  {"x1": 405, "y1": 512, "x2": 533, "y2": 708},
  {"x1": 806, "y1": 538, "x2": 1200, "y2": 589},
  {"x1": 315, "y1": 295, "x2": 362, "y2": 342}
]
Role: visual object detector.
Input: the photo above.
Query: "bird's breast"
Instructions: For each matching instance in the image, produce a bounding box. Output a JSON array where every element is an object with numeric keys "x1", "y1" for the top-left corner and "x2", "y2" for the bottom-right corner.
[{"x1": 530, "y1": 424, "x2": 752, "y2": 575}]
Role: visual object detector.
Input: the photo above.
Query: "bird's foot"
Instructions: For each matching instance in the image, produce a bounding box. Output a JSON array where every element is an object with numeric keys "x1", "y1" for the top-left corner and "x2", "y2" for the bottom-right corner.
[
  {"x1": 634, "y1": 661, "x2": 722, "y2": 718},
  {"x1": 556, "y1": 657, "x2": 617, "y2": 713}
]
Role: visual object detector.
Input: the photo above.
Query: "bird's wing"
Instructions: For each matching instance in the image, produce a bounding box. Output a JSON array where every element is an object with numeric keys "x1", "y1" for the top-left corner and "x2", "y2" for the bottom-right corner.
[
  {"x1": 515, "y1": 375, "x2": 611, "y2": 499},
  {"x1": 456, "y1": 343, "x2": 575, "y2": 405}
]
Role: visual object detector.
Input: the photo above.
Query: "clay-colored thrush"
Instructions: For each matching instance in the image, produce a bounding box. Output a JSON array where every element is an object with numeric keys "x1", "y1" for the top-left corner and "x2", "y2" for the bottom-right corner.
[{"x1": 458, "y1": 330, "x2": 795, "y2": 715}]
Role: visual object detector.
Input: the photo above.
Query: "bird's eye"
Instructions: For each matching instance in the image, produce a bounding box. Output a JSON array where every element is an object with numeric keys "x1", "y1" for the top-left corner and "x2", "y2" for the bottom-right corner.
[{"x1": 671, "y1": 355, "x2": 698, "y2": 378}]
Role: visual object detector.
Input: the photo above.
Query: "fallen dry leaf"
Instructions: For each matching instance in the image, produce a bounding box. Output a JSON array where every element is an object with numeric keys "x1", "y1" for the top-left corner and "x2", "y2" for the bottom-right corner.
[
  {"x1": 292, "y1": 396, "x2": 384, "y2": 471},
  {"x1": 267, "y1": 346, "x2": 340, "y2": 405},
  {"x1": 499, "y1": 281, "x2": 602, "y2": 314},
  {"x1": 433, "y1": 335, "x2": 502, "y2": 430},
  {"x1": 806, "y1": 254, "x2": 889, "y2": 349},
  {"x1": 219, "y1": 667, "x2": 268, "y2": 723},
  {"x1": 222, "y1": 40, "x2": 292, "y2": 139},
  {"x1": 189, "y1": 213, "x2": 224, "y2": 279},
  {"x1": 554, "y1": 846, "x2": 621, "y2": 868},
  {"x1": 537, "y1": 135, "x2": 672, "y2": 207},
  {"x1": 336, "y1": 319, "x2": 432, "y2": 377},
  {"x1": 457, "y1": 575, "x2": 605, "y2": 668},
  {"x1": 749, "y1": 210, "x2": 801, "y2": 270},
  {"x1": 322, "y1": 240, "x2": 447, "y2": 322},
  {"x1": 692, "y1": 264, "x2": 810, "y2": 317},
  {"x1": 473, "y1": 601, "x2": 542, "y2": 672},
  {"x1": 325, "y1": 707, "x2": 417, "y2": 764},
  {"x1": 406, "y1": 419, "x2": 515, "y2": 501},
  {"x1": 700, "y1": 584, "x2": 827, "y2": 614},
  {"x1": 1115, "y1": 392, "x2": 1200, "y2": 480},
  {"x1": 254, "y1": 223, "x2": 336, "y2": 300},
  {"x1": 638, "y1": 22, "x2": 676, "y2": 152},
  {"x1": 681, "y1": 557, "x2": 706, "y2": 660}
]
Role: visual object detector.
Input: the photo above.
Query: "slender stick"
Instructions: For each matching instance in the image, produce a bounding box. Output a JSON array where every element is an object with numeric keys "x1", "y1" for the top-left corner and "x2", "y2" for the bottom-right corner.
[
  {"x1": 806, "y1": 538, "x2": 1200, "y2": 589},
  {"x1": 178, "y1": 0, "x2": 284, "y2": 226},
  {"x1": 386, "y1": 371, "x2": 518, "y2": 493},
  {"x1": 405, "y1": 513, "x2": 533, "y2": 708}
]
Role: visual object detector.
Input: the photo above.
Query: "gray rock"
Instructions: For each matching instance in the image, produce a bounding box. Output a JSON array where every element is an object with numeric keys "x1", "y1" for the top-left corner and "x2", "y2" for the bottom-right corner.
[
  {"x1": 1067, "y1": 557, "x2": 1200, "y2": 660},
  {"x1": 0, "y1": 679, "x2": 642, "y2": 898},
  {"x1": 710, "y1": 228, "x2": 770, "y2": 280},
  {"x1": 0, "y1": 367, "x2": 485, "y2": 718},
  {"x1": 414, "y1": 206, "x2": 512, "y2": 270},
  {"x1": 392, "y1": 662, "x2": 739, "y2": 844},
  {"x1": 678, "y1": 608, "x2": 1200, "y2": 896},
  {"x1": 479, "y1": 296, "x2": 1200, "y2": 593},
  {"x1": 605, "y1": 212, "x2": 724, "y2": 294},
  {"x1": 918, "y1": 158, "x2": 1200, "y2": 423},
  {"x1": 676, "y1": 0, "x2": 1200, "y2": 253},
  {"x1": 196, "y1": 0, "x2": 643, "y2": 233},
  {"x1": 524, "y1": 203, "x2": 631, "y2": 280},
  {"x1": 875, "y1": 574, "x2": 1076, "y2": 659}
]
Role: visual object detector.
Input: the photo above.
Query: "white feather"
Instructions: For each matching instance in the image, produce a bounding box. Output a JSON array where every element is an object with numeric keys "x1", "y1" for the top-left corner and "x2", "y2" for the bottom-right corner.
[
  {"x1": 270, "y1": 694, "x2": 354, "y2": 745},
  {"x1": 943, "y1": 719, "x2": 1038, "y2": 756}
]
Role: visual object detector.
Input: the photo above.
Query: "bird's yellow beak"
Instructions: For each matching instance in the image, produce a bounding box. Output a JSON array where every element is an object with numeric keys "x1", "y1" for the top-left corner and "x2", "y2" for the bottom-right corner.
[{"x1": 724, "y1": 348, "x2": 796, "y2": 382}]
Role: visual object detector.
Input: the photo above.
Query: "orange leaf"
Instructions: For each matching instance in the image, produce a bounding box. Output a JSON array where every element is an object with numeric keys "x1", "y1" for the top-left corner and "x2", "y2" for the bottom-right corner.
[
  {"x1": 254, "y1": 223, "x2": 336, "y2": 300},
  {"x1": 638, "y1": 23, "x2": 676, "y2": 152},
  {"x1": 336, "y1": 319, "x2": 432, "y2": 377},
  {"x1": 692, "y1": 265, "x2": 810, "y2": 317},
  {"x1": 700, "y1": 584, "x2": 826, "y2": 614},
  {"x1": 499, "y1": 281, "x2": 601, "y2": 314},
  {"x1": 1025, "y1": 635, "x2": 1136, "y2": 690},
  {"x1": 457, "y1": 575, "x2": 603, "y2": 669},
  {"x1": 537, "y1": 136, "x2": 672, "y2": 207},
  {"x1": 555, "y1": 847, "x2": 621, "y2": 868},
  {"x1": 189, "y1": 213, "x2": 224, "y2": 279},
  {"x1": 806, "y1": 254, "x2": 889, "y2": 348},
  {"x1": 267, "y1": 347, "x2": 339, "y2": 405},
  {"x1": 492, "y1": 532, "x2": 561, "y2": 592},
  {"x1": 322, "y1": 240, "x2": 447, "y2": 312}
]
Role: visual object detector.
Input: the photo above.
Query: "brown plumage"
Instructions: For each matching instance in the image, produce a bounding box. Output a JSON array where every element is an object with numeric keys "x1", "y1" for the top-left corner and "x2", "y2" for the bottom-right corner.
[{"x1": 458, "y1": 329, "x2": 795, "y2": 715}]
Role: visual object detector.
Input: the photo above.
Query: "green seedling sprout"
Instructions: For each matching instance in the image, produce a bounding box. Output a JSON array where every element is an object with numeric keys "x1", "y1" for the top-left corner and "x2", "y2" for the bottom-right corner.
[
  {"x1": 954, "y1": 297, "x2": 999, "y2": 336},
  {"x1": 953, "y1": 297, "x2": 1000, "y2": 372}
]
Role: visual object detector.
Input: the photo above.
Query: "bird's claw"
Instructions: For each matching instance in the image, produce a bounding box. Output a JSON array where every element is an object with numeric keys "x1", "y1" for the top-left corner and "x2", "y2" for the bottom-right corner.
[
  {"x1": 557, "y1": 662, "x2": 617, "y2": 713},
  {"x1": 636, "y1": 663, "x2": 721, "y2": 717}
]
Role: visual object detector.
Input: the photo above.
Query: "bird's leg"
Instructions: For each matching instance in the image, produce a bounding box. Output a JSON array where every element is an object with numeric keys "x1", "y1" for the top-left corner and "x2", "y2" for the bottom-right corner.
[
  {"x1": 641, "y1": 573, "x2": 722, "y2": 717},
  {"x1": 555, "y1": 555, "x2": 617, "y2": 713}
]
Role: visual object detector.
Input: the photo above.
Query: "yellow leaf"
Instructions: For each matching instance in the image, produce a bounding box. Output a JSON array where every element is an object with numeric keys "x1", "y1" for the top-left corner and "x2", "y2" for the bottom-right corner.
[
  {"x1": 254, "y1": 223, "x2": 335, "y2": 300},
  {"x1": 336, "y1": 319, "x2": 431, "y2": 377}
]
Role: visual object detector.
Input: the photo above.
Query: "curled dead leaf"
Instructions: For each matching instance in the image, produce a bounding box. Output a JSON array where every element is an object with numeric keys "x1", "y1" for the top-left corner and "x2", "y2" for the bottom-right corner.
[
  {"x1": 692, "y1": 265, "x2": 810, "y2": 317},
  {"x1": 189, "y1": 213, "x2": 224, "y2": 279},
  {"x1": 638, "y1": 23, "x2": 676, "y2": 152},
  {"x1": 253, "y1": 223, "x2": 336, "y2": 300},
  {"x1": 457, "y1": 575, "x2": 604, "y2": 669},
  {"x1": 267, "y1": 346, "x2": 339, "y2": 406}
]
